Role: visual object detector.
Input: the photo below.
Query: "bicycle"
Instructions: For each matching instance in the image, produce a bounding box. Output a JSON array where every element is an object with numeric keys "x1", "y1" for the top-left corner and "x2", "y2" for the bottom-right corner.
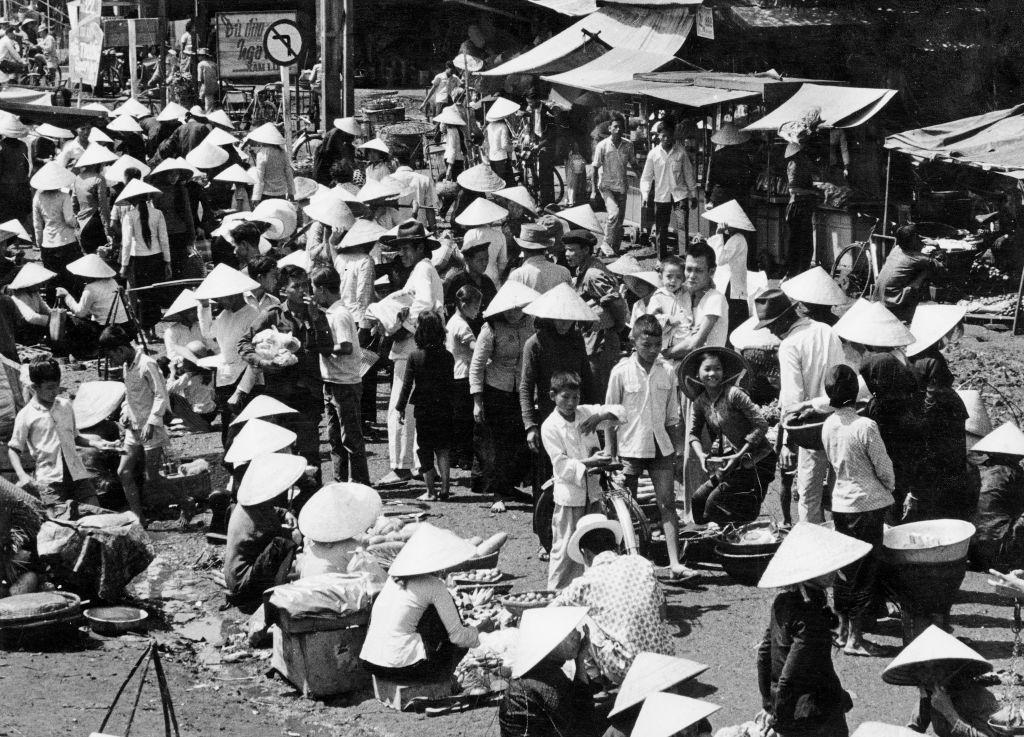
[
  {"x1": 291, "y1": 115, "x2": 322, "y2": 168},
  {"x1": 829, "y1": 215, "x2": 894, "y2": 299},
  {"x1": 597, "y1": 462, "x2": 653, "y2": 559},
  {"x1": 514, "y1": 141, "x2": 565, "y2": 207}
]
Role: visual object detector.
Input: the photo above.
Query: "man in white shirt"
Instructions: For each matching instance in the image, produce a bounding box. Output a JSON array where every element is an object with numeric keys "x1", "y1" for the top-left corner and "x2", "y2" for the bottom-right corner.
[
  {"x1": 391, "y1": 149, "x2": 439, "y2": 229},
  {"x1": 0, "y1": 24, "x2": 25, "y2": 74},
  {"x1": 639, "y1": 117, "x2": 698, "y2": 257},
  {"x1": 591, "y1": 114, "x2": 637, "y2": 256},
  {"x1": 484, "y1": 99, "x2": 517, "y2": 186},
  {"x1": 755, "y1": 289, "x2": 846, "y2": 523},
  {"x1": 197, "y1": 48, "x2": 218, "y2": 112}
]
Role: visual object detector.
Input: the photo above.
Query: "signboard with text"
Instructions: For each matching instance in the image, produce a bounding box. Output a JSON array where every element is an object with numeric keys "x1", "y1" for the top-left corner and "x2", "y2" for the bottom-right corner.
[
  {"x1": 215, "y1": 11, "x2": 298, "y2": 80},
  {"x1": 696, "y1": 6, "x2": 715, "y2": 40},
  {"x1": 67, "y1": 0, "x2": 103, "y2": 86}
]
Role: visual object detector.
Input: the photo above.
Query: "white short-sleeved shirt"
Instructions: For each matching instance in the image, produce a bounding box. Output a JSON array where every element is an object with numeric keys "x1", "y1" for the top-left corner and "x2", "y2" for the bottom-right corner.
[
  {"x1": 646, "y1": 286, "x2": 729, "y2": 357},
  {"x1": 320, "y1": 300, "x2": 362, "y2": 385},
  {"x1": 605, "y1": 354, "x2": 681, "y2": 458},
  {"x1": 445, "y1": 311, "x2": 475, "y2": 380},
  {"x1": 707, "y1": 232, "x2": 749, "y2": 301},
  {"x1": 9, "y1": 396, "x2": 91, "y2": 484}
]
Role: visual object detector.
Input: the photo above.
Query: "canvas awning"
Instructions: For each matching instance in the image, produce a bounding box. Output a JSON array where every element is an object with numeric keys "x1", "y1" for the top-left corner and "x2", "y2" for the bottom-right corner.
[
  {"x1": 481, "y1": 5, "x2": 693, "y2": 76},
  {"x1": 743, "y1": 84, "x2": 896, "y2": 131},
  {"x1": 722, "y1": 4, "x2": 872, "y2": 29},
  {"x1": 540, "y1": 48, "x2": 679, "y2": 93},
  {"x1": 601, "y1": 79, "x2": 760, "y2": 108},
  {"x1": 885, "y1": 104, "x2": 1024, "y2": 179}
]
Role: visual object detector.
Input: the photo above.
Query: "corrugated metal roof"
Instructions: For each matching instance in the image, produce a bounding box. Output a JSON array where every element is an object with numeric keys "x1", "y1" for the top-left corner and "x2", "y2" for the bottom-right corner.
[
  {"x1": 524, "y1": 0, "x2": 596, "y2": 16},
  {"x1": 481, "y1": 5, "x2": 693, "y2": 76},
  {"x1": 540, "y1": 48, "x2": 680, "y2": 93},
  {"x1": 723, "y1": 4, "x2": 872, "y2": 29},
  {"x1": 601, "y1": 80, "x2": 760, "y2": 108},
  {"x1": 744, "y1": 84, "x2": 897, "y2": 131}
]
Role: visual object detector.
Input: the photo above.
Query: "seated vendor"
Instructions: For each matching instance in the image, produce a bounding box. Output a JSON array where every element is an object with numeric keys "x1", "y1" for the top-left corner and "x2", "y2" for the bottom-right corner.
[
  {"x1": 969, "y1": 423, "x2": 1024, "y2": 573},
  {"x1": 872, "y1": 225, "x2": 945, "y2": 323},
  {"x1": 166, "y1": 340, "x2": 217, "y2": 426},
  {"x1": 499, "y1": 606, "x2": 595, "y2": 737},
  {"x1": 359, "y1": 523, "x2": 494, "y2": 683},
  {"x1": 0, "y1": 477, "x2": 46, "y2": 598},
  {"x1": 6, "y1": 262, "x2": 55, "y2": 346},
  {"x1": 603, "y1": 653, "x2": 710, "y2": 737},
  {"x1": 551, "y1": 514, "x2": 674, "y2": 686},
  {"x1": 296, "y1": 482, "x2": 382, "y2": 578},
  {"x1": 224, "y1": 452, "x2": 305, "y2": 613}
]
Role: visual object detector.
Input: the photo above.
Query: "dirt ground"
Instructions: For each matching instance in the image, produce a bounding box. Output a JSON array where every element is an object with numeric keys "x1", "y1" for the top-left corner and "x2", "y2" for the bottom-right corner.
[{"x1": 2, "y1": 323, "x2": 1024, "y2": 737}]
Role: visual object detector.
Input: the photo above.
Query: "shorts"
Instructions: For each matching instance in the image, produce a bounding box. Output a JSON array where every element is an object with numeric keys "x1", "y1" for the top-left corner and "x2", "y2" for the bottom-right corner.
[
  {"x1": 124, "y1": 423, "x2": 170, "y2": 452},
  {"x1": 621, "y1": 448, "x2": 675, "y2": 477}
]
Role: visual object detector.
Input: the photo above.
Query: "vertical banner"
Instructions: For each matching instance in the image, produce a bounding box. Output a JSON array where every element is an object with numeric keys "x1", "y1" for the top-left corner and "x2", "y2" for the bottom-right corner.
[{"x1": 67, "y1": 0, "x2": 103, "y2": 87}]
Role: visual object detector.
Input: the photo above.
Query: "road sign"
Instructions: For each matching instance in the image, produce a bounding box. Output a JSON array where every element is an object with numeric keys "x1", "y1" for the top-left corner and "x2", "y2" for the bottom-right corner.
[{"x1": 262, "y1": 19, "x2": 302, "y2": 66}]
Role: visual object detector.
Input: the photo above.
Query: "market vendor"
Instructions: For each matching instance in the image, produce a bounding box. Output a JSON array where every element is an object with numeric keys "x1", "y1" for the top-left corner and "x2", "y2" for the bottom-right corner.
[
  {"x1": 703, "y1": 200, "x2": 755, "y2": 332},
  {"x1": 296, "y1": 482, "x2": 381, "y2": 578},
  {"x1": 359, "y1": 523, "x2": 493, "y2": 683},
  {"x1": 873, "y1": 224, "x2": 946, "y2": 323},
  {"x1": 0, "y1": 476, "x2": 46, "y2": 598},
  {"x1": 780, "y1": 265, "x2": 849, "y2": 328},
  {"x1": 5, "y1": 262, "x2": 55, "y2": 346},
  {"x1": 782, "y1": 142, "x2": 819, "y2": 279},
  {"x1": 969, "y1": 423, "x2": 1024, "y2": 573},
  {"x1": 706, "y1": 123, "x2": 755, "y2": 210},
  {"x1": 498, "y1": 606, "x2": 594, "y2": 737},
  {"x1": 604, "y1": 653, "x2": 710, "y2": 737},
  {"x1": 223, "y1": 452, "x2": 305, "y2": 613}
]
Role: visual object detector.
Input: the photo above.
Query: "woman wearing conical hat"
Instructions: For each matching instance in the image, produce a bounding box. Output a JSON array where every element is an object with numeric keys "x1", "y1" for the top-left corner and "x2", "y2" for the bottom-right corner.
[
  {"x1": 969, "y1": 423, "x2": 1024, "y2": 574},
  {"x1": 706, "y1": 122, "x2": 754, "y2": 210}
]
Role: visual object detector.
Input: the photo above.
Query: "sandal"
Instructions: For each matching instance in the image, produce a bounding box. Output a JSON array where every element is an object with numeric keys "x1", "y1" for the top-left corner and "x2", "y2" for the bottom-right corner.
[
  {"x1": 417, "y1": 492, "x2": 439, "y2": 502},
  {"x1": 843, "y1": 640, "x2": 886, "y2": 657}
]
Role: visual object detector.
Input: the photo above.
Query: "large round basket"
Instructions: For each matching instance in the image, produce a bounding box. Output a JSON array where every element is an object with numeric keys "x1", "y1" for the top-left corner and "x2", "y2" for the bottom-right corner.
[
  {"x1": 716, "y1": 521, "x2": 787, "y2": 557},
  {"x1": 716, "y1": 549, "x2": 775, "y2": 586},
  {"x1": 782, "y1": 403, "x2": 867, "y2": 451},
  {"x1": 882, "y1": 519, "x2": 976, "y2": 565}
]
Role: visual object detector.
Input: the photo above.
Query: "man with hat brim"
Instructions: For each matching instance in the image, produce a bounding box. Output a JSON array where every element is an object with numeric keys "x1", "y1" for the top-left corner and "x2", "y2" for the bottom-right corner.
[
  {"x1": 780, "y1": 265, "x2": 849, "y2": 326},
  {"x1": 873, "y1": 223, "x2": 946, "y2": 323},
  {"x1": 551, "y1": 512, "x2": 674, "y2": 686},
  {"x1": 313, "y1": 116, "x2": 359, "y2": 186},
  {"x1": 224, "y1": 452, "x2": 305, "y2": 612},
  {"x1": 30, "y1": 122, "x2": 72, "y2": 170},
  {"x1": 296, "y1": 482, "x2": 381, "y2": 578},
  {"x1": 706, "y1": 123, "x2": 754, "y2": 210},
  {"x1": 498, "y1": 607, "x2": 596, "y2": 737},
  {"x1": 196, "y1": 48, "x2": 218, "y2": 111},
  {"x1": 757, "y1": 523, "x2": 869, "y2": 737},
  {"x1": 754, "y1": 288, "x2": 845, "y2": 524},
  {"x1": 604, "y1": 653, "x2": 709, "y2": 737},
  {"x1": 506, "y1": 223, "x2": 571, "y2": 295},
  {"x1": 968, "y1": 422, "x2": 1024, "y2": 574}
]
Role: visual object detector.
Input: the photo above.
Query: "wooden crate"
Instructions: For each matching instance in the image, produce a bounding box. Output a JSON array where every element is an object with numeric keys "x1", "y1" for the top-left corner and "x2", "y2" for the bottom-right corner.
[{"x1": 271, "y1": 624, "x2": 370, "y2": 698}]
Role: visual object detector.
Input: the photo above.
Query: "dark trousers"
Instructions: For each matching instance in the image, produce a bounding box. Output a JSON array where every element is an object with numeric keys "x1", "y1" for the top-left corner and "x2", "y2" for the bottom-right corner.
[
  {"x1": 472, "y1": 386, "x2": 527, "y2": 498},
  {"x1": 40, "y1": 241, "x2": 84, "y2": 301},
  {"x1": 167, "y1": 231, "x2": 193, "y2": 279},
  {"x1": 271, "y1": 389, "x2": 324, "y2": 487},
  {"x1": 784, "y1": 201, "x2": 815, "y2": 278},
  {"x1": 359, "y1": 328, "x2": 383, "y2": 430},
  {"x1": 692, "y1": 453, "x2": 776, "y2": 526},
  {"x1": 324, "y1": 381, "x2": 370, "y2": 485},
  {"x1": 215, "y1": 379, "x2": 245, "y2": 451},
  {"x1": 359, "y1": 604, "x2": 468, "y2": 682},
  {"x1": 451, "y1": 378, "x2": 473, "y2": 466},
  {"x1": 128, "y1": 253, "x2": 166, "y2": 329},
  {"x1": 832, "y1": 506, "x2": 888, "y2": 624},
  {"x1": 490, "y1": 158, "x2": 514, "y2": 187},
  {"x1": 226, "y1": 535, "x2": 297, "y2": 614},
  {"x1": 79, "y1": 213, "x2": 106, "y2": 254}
]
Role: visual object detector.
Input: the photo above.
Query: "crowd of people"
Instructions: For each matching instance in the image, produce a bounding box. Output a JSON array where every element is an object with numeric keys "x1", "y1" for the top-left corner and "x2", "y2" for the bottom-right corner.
[{"x1": 1, "y1": 70, "x2": 1023, "y2": 737}]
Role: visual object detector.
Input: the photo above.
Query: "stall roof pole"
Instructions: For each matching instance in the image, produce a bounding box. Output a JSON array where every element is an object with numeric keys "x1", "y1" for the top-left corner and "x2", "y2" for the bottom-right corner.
[{"x1": 882, "y1": 149, "x2": 892, "y2": 236}]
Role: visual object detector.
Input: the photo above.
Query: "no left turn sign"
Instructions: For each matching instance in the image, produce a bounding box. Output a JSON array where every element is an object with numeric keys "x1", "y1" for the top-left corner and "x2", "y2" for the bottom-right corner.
[{"x1": 263, "y1": 19, "x2": 303, "y2": 66}]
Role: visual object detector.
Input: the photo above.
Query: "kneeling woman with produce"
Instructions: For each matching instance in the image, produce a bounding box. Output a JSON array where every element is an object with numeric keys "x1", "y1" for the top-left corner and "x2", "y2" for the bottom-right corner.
[{"x1": 360, "y1": 524, "x2": 497, "y2": 682}]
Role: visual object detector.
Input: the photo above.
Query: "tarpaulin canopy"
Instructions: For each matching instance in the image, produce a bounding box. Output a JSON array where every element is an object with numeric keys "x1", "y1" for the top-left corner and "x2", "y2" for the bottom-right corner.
[
  {"x1": 481, "y1": 5, "x2": 693, "y2": 76},
  {"x1": 743, "y1": 83, "x2": 896, "y2": 131},
  {"x1": 601, "y1": 79, "x2": 760, "y2": 108},
  {"x1": 540, "y1": 48, "x2": 679, "y2": 93},
  {"x1": 885, "y1": 104, "x2": 1024, "y2": 179}
]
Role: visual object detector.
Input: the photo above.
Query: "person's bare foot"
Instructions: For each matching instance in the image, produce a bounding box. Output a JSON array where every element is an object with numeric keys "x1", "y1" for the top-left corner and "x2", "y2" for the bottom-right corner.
[
  {"x1": 417, "y1": 492, "x2": 438, "y2": 502},
  {"x1": 490, "y1": 500, "x2": 507, "y2": 513},
  {"x1": 844, "y1": 639, "x2": 886, "y2": 656}
]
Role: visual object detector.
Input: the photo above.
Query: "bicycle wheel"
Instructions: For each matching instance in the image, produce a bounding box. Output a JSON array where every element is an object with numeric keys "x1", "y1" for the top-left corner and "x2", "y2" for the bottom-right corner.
[
  {"x1": 292, "y1": 132, "x2": 322, "y2": 169},
  {"x1": 604, "y1": 492, "x2": 653, "y2": 559},
  {"x1": 551, "y1": 167, "x2": 565, "y2": 206},
  {"x1": 831, "y1": 242, "x2": 871, "y2": 299}
]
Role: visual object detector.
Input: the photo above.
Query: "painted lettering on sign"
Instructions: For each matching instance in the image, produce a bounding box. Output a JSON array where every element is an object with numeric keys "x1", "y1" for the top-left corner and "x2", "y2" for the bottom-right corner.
[{"x1": 216, "y1": 12, "x2": 297, "y2": 79}]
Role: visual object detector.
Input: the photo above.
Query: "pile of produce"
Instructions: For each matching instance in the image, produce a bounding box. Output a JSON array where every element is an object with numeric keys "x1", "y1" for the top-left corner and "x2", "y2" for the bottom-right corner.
[
  {"x1": 359, "y1": 518, "x2": 508, "y2": 569},
  {"x1": 363, "y1": 93, "x2": 401, "y2": 111},
  {"x1": 454, "y1": 588, "x2": 513, "y2": 629},
  {"x1": 450, "y1": 568, "x2": 503, "y2": 584},
  {"x1": 957, "y1": 293, "x2": 1024, "y2": 318},
  {"x1": 455, "y1": 629, "x2": 518, "y2": 694}
]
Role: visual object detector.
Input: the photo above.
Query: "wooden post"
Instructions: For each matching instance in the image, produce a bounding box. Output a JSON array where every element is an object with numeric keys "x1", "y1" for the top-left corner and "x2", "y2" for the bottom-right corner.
[
  {"x1": 280, "y1": 65, "x2": 292, "y2": 153},
  {"x1": 321, "y1": 0, "x2": 343, "y2": 128},
  {"x1": 127, "y1": 18, "x2": 138, "y2": 97},
  {"x1": 342, "y1": 0, "x2": 353, "y2": 115},
  {"x1": 882, "y1": 149, "x2": 892, "y2": 236},
  {"x1": 157, "y1": 0, "x2": 168, "y2": 103}
]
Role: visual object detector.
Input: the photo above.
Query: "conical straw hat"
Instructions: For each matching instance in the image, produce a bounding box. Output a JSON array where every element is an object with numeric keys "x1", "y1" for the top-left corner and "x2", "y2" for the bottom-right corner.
[
  {"x1": 679, "y1": 346, "x2": 750, "y2": 401},
  {"x1": 72, "y1": 380, "x2": 126, "y2": 430},
  {"x1": 206, "y1": 109, "x2": 234, "y2": 130},
  {"x1": 277, "y1": 249, "x2": 311, "y2": 271},
  {"x1": 456, "y1": 163, "x2": 505, "y2": 193},
  {"x1": 729, "y1": 314, "x2": 781, "y2": 350},
  {"x1": 107, "y1": 114, "x2": 142, "y2": 133},
  {"x1": 112, "y1": 97, "x2": 151, "y2": 118},
  {"x1": 74, "y1": 142, "x2": 118, "y2": 168},
  {"x1": 35, "y1": 123, "x2": 73, "y2": 139},
  {"x1": 304, "y1": 191, "x2": 355, "y2": 231},
  {"x1": 432, "y1": 105, "x2": 466, "y2": 127},
  {"x1": 702, "y1": 199, "x2": 755, "y2": 231},
  {"x1": 214, "y1": 163, "x2": 254, "y2": 186},
  {"x1": 630, "y1": 693, "x2": 721, "y2": 737},
  {"x1": 607, "y1": 254, "x2": 643, "y2": 276},
  {"x1": 114, "y1": 178, "x2": 160, "y2": 204},
  {"x1": 971, "y1": 422, "x2": 1024, "y2": 457},
  {"x1": 339, "y1": 218, "x2": 386, "y2": 249},
  {"x1": 356, "y1": 178, "x2": 402, "y2": 204},
  {"x1": 882, "y1": 624, "x2": 990, "y2": 686},
  {"x1": 298, "y1": 482, "x2": 383, "y2": 542},
  {"x1": 557, "y1": 204, "x2": 602, "y2": 234},
  {"x1": 492, "y1": 185, "x2": 538, "y2": 214},
  {"x1": 82, "y1": 102, "x2": 111, "y2": 113},
  {"x1": 957, "y1": 390, "x2": 992, "y2": 438},
  {"x1": 357, "y1": 137, "x2": 390, "y2": 155},
  {"x1": 333, "y1": 116, "x2": 362, "y2": 136},
  {"x1": 623, "y1": 271, "x2": 662, "y2": 291},
  {"x1": 524, "y1": 283, "x2": 598, "y2": 322},
  {"x1": 253, "y1": 198, "x2": 297, "y2": 239},
  {"x1": 483, "y1": 280, "x2": 540, "y2": 319},
  {"x1": 202, "y1": 126, "x2": 237, "y2": 148},
  {"x1": 8, "y1": 262, "x2": 56, "y2": 291},
  {"x1": 294, "y1": 176, "x2": 320, "y2": 202},
  {"x1": 246, "y1": 122, "x2": 285, "y2": 146},
  {"x1": 833, "y1": 299, "x2": 914, "y2": 347},
  {"x1": 104, "y1": 154, "x2": 151, "y2": 185},
  {"x1": 162, "y1": 288, "x2": 199, "y2": 320},
  {"x1": 511, "y1": 607, "x2": 588, "y2": 678},
  {"x1": 853, "y1": 724, "x2": 930, "y2": 737},
  {"x1": 907, "y1": 303, "x2": 967, "y2": 357},
  {"x1": 454, "y1": 197, "x2": 508, "y2": 227},
  {"x1": 30, "y1": 160, "x2": 75, "y2": 190},
  {"x1": 87, "y1": 127, "x2": 114, "y2": 145},
  {"x1": 781, "y1": 266, "x2": 849, "y2": 307},
  {"x1": 194, "y1": 263, "x2": 260, "y2": 300},
  {"x1": 610, "y1": 653, "x2": 709, "y2": 717},
  {"x1": 485, "y1": 96, "x2": 520, "y2": 122},
  {"x1": 452, "y1": 52, "x2": 483, "y2": 72},
  {"x1": 0, "y1": 111, "x2": 29, "y2": 138},
  {"x1": 224, "y1": 418, "x2": 297, "y2": 466},
  {"x1": 388, "y1": 523, "x2": 477, "y2": 577},
  {"x1": 710, "y1": 122, "x2": 750, "y2": 146},
  {"x1": 236, "y1": 452, "x2": 306, "y2": 505},
  {"x1": 230, "y1": 395, "x2": 298, "y2": 426},
  {"x1": 157, "y1": 101, "x2": 188, "y2": 122},
  {"x1": 67, "y1": 253, "x2": 116, "y2": 279},
  {"x1": 149, "y1": 157, "x2": 194, "y2": 178},
  {"x1": 185, "y1": 141, "x2": 229, "y2": 169},
  {"x1": 0, "y1": 219, "x2": 30, "y2": 241},
  {"x1": 758, "y1": 522, "x2": 871, "y2": 589}
]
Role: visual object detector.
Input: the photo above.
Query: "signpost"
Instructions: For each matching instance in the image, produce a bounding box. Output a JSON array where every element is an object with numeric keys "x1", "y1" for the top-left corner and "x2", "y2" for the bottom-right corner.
[
  {"x1": 216, "y1": 11, "x2": 298, "y2": 80},
  {"x1": 262, "y1": 18, "x2": 302, "y2": 157}
]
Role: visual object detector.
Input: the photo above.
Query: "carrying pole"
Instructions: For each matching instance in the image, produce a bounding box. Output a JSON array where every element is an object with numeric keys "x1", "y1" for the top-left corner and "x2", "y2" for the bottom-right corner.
[{"x1": 882, "y1": 149, "x2": 892, "y2": 236}]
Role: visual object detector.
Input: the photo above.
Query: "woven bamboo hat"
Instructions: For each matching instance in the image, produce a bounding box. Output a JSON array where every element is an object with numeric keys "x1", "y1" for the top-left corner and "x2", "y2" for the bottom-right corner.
[
  {"x1": 882, "y1": 625, "x2": 990, "y2": 686},
  {"x1": 35, "y1": 123, "x2": 73, "y2": 140},
  {"x1": 781, "y1": 266, "x2": 849, "y2": 306},
  {"x1": 356, "y1": 178, "x2": 402, "y2": 204},
  {"x1": 214, "y1": 163, "x2": 254, "y2": 186},
  {"x1": 114, "y1": 178, "x2": 160, "y2": 204},
  {"x1": 339, "y1": 218, "x2": 386, "y2": 249},
  {"x1": 298, "y1": 482, "x2": 383, "y2": 543},
  {"x1": 0, "y1": 111, "x2": 28, "y2": 138},
  {"x1": 610, "y1": 653, "x2": 709, "y2": 717},
  {"x1": 568, "y1": 513, "x2": 622, "y2": 564},
  {"x1": 357, "y1": 137, "x2": 390, "y2": 155},
  {"x1": 202, "y1": 126, "x2": 237, "y2": 148},
  {"x1": 104, "y1": 154, "x2": 151, "y2": 185},
  {"x1": 556, "y1": 203, "x2": 602, "y2": 234},
  {"x1": 157, "y1": 101, "x2": 188, "y2": 123},
  {"x1": 485, "y1": 96, "x2": 520, "y2": 122},
  {"x1": 833, "y1": 299, "x2": 914, "y2": 347},
  {"x1": 149, "y1": 157, "x2": 194, "y2": 179},
  {"x1": 524, "y1": 283, "x2": 597, "y2": 322},
  {"x1": 8, "y1": 262, "x2": 56, "y2": 291},
  {"x1": 333, "y1": 116, "x2": 362, "y2": 136},
  {"x1": 607, "y1": 254, "x2": 643, "y2": 276},
  {"x1": 853, "y1": 725, "x2": 929, "y2": 737},
  {"x1": 483, "y1": 280, "x2": 540, "y2": 319},
  {"x1": 30, "y1": 160, "x2": 76, "y2": 190},
  {"x1": 758, "y1": 522, "x2": 871, "y2": 589},
  {"x1": 160, "y1": 289, "x2": 198, "y2": 321},
  {"x1": 511, "y1": 607, "x2": 588, "y2": 679},
  {"x1": 907, "y1": 303, "x2": 967, "y2": 357},
  {"x1": 623, "y1": 271, "x2": 662, "y2": 291},
  {"x1": 74, "y1": 142, "x2": 118, "y2": 168},
  {"x1": 82, "y1": 101, "x2": 111, "y2": 113},
  {"x1": 957, "y1": 390, "x2": 992, "y2": 439},
  {"x1": 0, "y1": 219, "x2": 30, "y2": 241},
  {"x1": 492, "y1": 185, "x2": 538, "y2": 214},
  {"x1": 277, "y1": 248, "x2": 311, "y2": 271},
  {"x1": 185, "y1": 141, "x2": 229, "y2": 169},
  {"x1": 67, "y1": 253, "x2": 116, "y2": 279},
  {"x1": 710, "y1": 122, "x2": 751, "y2": 146},
  {"x1": 630, "y1": 693, "x2": 721, "y2": 737},
  {"x1": 206, "y1": 109, "x2": 234, "y2": 130},
  {"x1": 246, "y1": 122, "x2": 285, "y2": 147},
  {"x1": 72, "y1": 380, "x2": 126, "y2": 430},
  {"x1": 294, "y1": 176, "x2": 320, "y2": 202},
  {"x1": 432, "y1": 105, "x2": 466, "y2": 127},
  {"x1": 702, "y1": 199, "x2": 755, "y2": 231},
  {"x1": 194, "y1": 263, "x2": 260, "y2": 300},
  {"x1": 87, "y1": 127, "x2": 114, "y2": 145},
  {"x1": 107, "y1": 114, "x2": 142, "y2": 133},
  {"x1": 679, "y1": 346, "x2": 750, "y2": 401},
  {"x1": 388, "y1": 523, "x2": 477, "y2": 578},
  {"x1": 224, "y1": 418, "x2": 297, "y2": 466},
  {"x1": 304, "y1": 191, "x2": 355, "y2": 231},
  {"x1": 253, "y1": 198, "x2": 297, "y2": 239},
  {"x1": 112, "y1": 97, "x2": 151, "y2": 119},
  {"x1": 455, "y1": 197, "x2": 508, "y2": 227},
  {"x1": 236, "y1": 453, "x2": 306, "y2": 506},
  {"x1": 971, "y1": 422, "x2": 1024, "y2": 457},
  {"x1": 456, "y1": 163, "x2": 505, "y2": 193},
  {"x1": 230, "y1": 395, "x2": 298, "y2": 426}
]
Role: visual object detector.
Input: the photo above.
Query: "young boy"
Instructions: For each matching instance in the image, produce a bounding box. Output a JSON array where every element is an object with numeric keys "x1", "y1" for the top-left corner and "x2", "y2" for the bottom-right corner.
[
  {"x1": 8, "y1": 357, "x2": 110, "y2": 508},
  {"x1": 99, "y1": 324, "x2": 170, "y2": 525},
  {"x1": 606, "y1": 315, "x2": 692, "y2": 581},
  {"x1": 540, "y1": 370, "x2": 623, "y2": 590}
]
